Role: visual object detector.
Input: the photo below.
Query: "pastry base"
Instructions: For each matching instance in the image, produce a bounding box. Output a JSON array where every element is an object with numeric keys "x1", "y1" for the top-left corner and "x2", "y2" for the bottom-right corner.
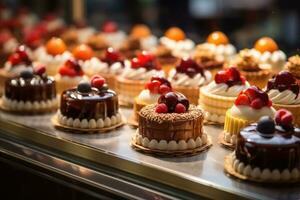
[
  {"x1": 224, "y1": 154, "x2": 300, "y2": 183},
  {"x1": 240, "y1": 70, "x2": 272, "y2": 89},
  {"x1": 51, "y1": 115, "x2": 125, "y2": 134},
  {"x1": 174, "y1": 85, "x2": 200, "y2": 105},
  {"x1": 219, "y1": 132, "x2": 235, "y2": 150},
  {"x1": 272, "y1": 103, "x2": 300, "y2": 127},
  {"x1": 131, "y1": 135, "x2": 212, "y2": 157}
]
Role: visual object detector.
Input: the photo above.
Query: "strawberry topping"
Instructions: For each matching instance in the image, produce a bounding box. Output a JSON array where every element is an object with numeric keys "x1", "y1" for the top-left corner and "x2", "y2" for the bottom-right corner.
[
  {"x1": 58, "y1": 59, "x2": 84, "y2": 77},
  {"x1": 235, "y1": 86, "x2": 271, "y2": 109},
  {"x1": 130, "y1": 51, "x2": 161, "y2": 70},
  {"x1": 215, "y1": 67, "x2": 246, "y2": 86}
]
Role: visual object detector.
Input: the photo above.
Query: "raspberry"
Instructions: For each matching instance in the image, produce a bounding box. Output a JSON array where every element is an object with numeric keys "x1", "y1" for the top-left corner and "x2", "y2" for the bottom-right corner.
[
  {"x1": 91, "y1": 77, "x2": 105, "y2": 88},
  {"x1": 148, "y1": 80, "x2": 161, "y2": 93},
  {"x1": 275, "y1": 109, "x2": 287, "y2": 124},
  {"x1": 234, "y1": 94, "x2": 250, "y2": 106},
  {"x1": 175, "y1": 103, "x2": 186, "y2": 113},
  {"x1": 155, "y1": 103, "x2": 168, "y2": 113},
  {"x1": 159, "y1": 84, "x2": 171, "y2": 94},
  {"x1": 215, "y1": 71, "x2": 229, "y2": 84},
  {"x1": 250, "y1": 98, "x2": 263, "y2": 109},
  {"x1": 281, "y1": 112, "x2": 294, "y2": 127},
  {"x1": 59, "y1": 67, "x2": 76, "y2": 77}
]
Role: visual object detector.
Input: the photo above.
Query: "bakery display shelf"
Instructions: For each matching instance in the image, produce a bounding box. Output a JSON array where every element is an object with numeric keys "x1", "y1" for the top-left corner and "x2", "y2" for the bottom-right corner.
[{"x1": 0, "y1": 108, "x2": 300, "y2": 200}]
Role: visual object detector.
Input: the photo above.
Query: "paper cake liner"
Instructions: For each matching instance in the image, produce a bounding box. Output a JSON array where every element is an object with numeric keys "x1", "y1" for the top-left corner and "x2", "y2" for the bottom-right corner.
[{"x1": 224, "y1": 110, "x2": 250, "y2": 136}]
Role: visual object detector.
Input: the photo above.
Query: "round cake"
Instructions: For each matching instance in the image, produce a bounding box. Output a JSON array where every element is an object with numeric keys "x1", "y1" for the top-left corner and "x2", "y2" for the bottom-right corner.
[
  {"x1": 134, "y1": 92, "x2": 208, "y2": 152},
  {"x1": 228, "y1": 109, "x2": 300, "y2": 182},
  {"x1": 57, "y1": 75, "x2": 122, "y2": 130},
  {"x1": 2, "y1": 66, "x2": 57, "y2": 113}
]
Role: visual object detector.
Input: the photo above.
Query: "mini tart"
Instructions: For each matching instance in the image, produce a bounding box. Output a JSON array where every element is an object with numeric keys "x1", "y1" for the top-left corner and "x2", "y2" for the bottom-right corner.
[
  {"x1": 1, "y1": 73, "x2": 57, "y2": 113},
  {"x1": 134, "y1": 104, "x2": 208, "y2": 152},
  {"x1": 285, "y1": 55, "x2": 300, "y2": 84},
  {"x1": 57, "y1": 87, "x2": 121, "y2": 130},
  {"x1": 226, "y1": 124, "x2": 300, "y2": 183}
]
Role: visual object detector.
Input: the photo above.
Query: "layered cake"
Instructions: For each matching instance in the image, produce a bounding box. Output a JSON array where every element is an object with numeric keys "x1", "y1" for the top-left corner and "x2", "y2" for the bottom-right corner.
[
  {"x1": 200, "y1": 67, "x2": 250, "y2": 123},
  {"x1": 223, "y1": 86, "x2": 276, "y2": 145},
  {"x1": 168, "y1": 58, "x2": 211, "y2": 104},
  {"x1": 116, "y1": 52, "x2": 165, "y2": 106},
  {"x1": 133, "y1": 76, "x2": 172, "y2": 122},
  {"x1": 55, "y1": 58, "x2": 88, "y2": 94},
  {"x1": 133, "y1": 91, "x2": 208, "y2": 152},
  {"x1": 266, "y1": 71, "x2": 300, "y2": 127},
  {"x1": 227, "y1": 109, "x2": 300, "y2": 182},
  {"x1": 285, "y1": 55, "x2": 300, "y2": 85},
  {"x1": 56, "y1": 75, "x2": 122, "y2": 130},
  {"x1": 2, "y1": 66, "x2": 57, "y2": 113}
]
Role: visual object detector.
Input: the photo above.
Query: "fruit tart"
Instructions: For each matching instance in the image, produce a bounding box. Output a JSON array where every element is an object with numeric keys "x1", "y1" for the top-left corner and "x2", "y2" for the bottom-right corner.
[
  {"x1": 285, "y1": 55, "x2": 300, "y2": 85},
  {"x1": 231, "y1": 49, "x2": 272, "y2": 89},
  {"x1": 266, "y1": 71, "x2": 300, "y2": 127},
  {"x1": 133, "y1": 76, "x2": 172, "y2": 122},
  {"x1": 200, "y1": 67, "x2": 250, "y2": 124},
  {"x1": 1, "y1": 66, "x2": 57, "y2": 113},
  {"x1": 56, "y1": 75, "x2": 122, "y2": 131},
  {"x1": 194, "y1": 31, "x2": 235, "y2": 71},
  {"x1": 133, "y1": 91, "x2": 209, "y2": 154},
  {"x1": 116, "y1": 52, "x2": 165, "y2": 106},
  {"x1": 37, "y1": 37, "x2": 71, "y2": 76},
  {"x1": 250, "y1": 37, "x2": 286, "y2": 73},
  {"x1": 55, "y1": 58, "x2": 88, "y2": 94},
  {"x1": 86, "y1": 34, "x2": 109, "y2": 57},
  {"x1": 226, "y1": 110, "x2": 300, "y2": 183},
  {"x1": 168, "y1": 58, "x2": 211, "y2": 105},
  {"x1": 100, "y1": 21, "x2": 126, "y2": 49},
  {"x1": 0, "y1": 45, "x2": 33, "y2": 94},
  {"x1": 130, "y1": 24, "x2": 157, "y2": 52},
  {"x1": 223, "y1": 86, "x2": 276, "y2": 146}
]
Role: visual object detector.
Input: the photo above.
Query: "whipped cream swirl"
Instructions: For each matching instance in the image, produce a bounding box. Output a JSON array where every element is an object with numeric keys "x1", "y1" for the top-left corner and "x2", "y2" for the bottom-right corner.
[
  {"x1": 168, "y1": 69, "x2": 211, "y2": 87},
  {"x1": 80, "y1": 57, "x2": 108, "y2": 73},
  {"x1": 204, "y1": 81, "x2": 250, "y2": 97},
  {"x1": 196, "y1": 43, "x2": 236, "y2": 62},
  {"x1": 137, "y1": 89, "x2": 161, "y2": 104},
  {"x1": 119, "y1": 62, "x2": 165, "y2": 80},
  {"x1": 102, "y1": 31, "x2": 127, "y2": 49},
  {"x1": 140, "y1": 35, "x2": 158, "y2": 51},
  {"x1": 230, "y1": 105, "x2": 276, "y2": 121},
  {"x1": 268, "y1": 89, "x2": 300, "y2": 105},
  {"x1": 38, "y1": 50, "x2": 71, "y2": 66},
  {"x1": 160, "y1": 36, "x2": 195, "y2": 58},
  {"x1": 4, "y1": 62, "x2": 32, "y2": 74}
]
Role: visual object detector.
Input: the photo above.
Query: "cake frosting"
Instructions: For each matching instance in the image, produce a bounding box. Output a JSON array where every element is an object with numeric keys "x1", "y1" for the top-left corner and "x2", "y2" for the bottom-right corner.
[
  {"x1": 204, "y1": 81, "x2": 250, "y2": 97},
  {"x1": 230, "y1": 105, "x2": 276, "y2": 121},
  {"x1": 137, "y1": 90, "x2": 161, "y2": 104},
  {"x1": 268, "y1": 89, "x2": 300, "y2": 105},
  {"x1": 196, "y1": 43, "x2": 236, "y2": 62},
  {"x1": 102, "y1": 31, "x2": 126, "y2": 49},
  {"x1": 160, "y1": 36, "x2": 195, "y2": 58},
  {"x1": 169, "y1": 69, "x2": 211, "y2": 87}
]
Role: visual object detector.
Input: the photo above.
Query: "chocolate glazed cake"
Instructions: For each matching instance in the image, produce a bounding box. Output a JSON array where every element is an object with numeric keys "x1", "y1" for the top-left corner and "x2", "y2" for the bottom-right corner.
[
  {"x1": 135, "y1": 92, "x2": 208, "y2": 151},
  {"x1": 2, "y1": 67, "x2": 57, "y2": 113},
  {"x1": 57, "y1": 75, "x2": 122, "y2": 129},
  {"x1": 229, "y1": 110, "x2": 300, "y2": 182}
]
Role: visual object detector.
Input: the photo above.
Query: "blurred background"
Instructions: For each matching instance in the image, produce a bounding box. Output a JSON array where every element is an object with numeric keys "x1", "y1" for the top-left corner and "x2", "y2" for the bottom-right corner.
[{"x1": 1, "y1": 0, "x2": 300, "y2": 55}]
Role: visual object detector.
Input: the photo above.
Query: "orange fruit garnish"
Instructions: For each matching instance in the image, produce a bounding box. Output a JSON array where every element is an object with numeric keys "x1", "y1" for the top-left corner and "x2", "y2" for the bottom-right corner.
[
  {"x1": 254, "y1": 37, "x2": 278, "y2": 53},
  {"x1": 165, "y1": 27, "x2": 185, "y2": 41},
  {"x1": 207, "y1": 31, "x2": 229, "y2": 45},
  {"x1": 46, "y1": 38, "x2": 67, "y2": 55},
  {"x1": 72, "y1": 44, "x2": 94, "y2": 60},
  {"x1": 131, "y1": 24, "x2": 151, "y2": 39}
]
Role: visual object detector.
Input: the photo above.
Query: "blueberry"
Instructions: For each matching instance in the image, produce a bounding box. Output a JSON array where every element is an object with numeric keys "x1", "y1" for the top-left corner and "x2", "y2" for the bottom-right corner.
[
  {"x1": 257, "y1": 116, "x2": 275, "y2": 134},
  {"x1": 77, "y1": 81, "x2": 92, "y2": 93},
  {"x1": 20, "y1": 69, "x2": 33, "y2": 79}
]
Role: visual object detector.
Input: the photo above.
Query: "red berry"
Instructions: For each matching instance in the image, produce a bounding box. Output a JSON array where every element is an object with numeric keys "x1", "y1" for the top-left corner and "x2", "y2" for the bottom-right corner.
[
  {"x1": 8, "y1": 53, "x2": 21, "y2": 65},
  {"x1": 234, "y1": 94, "x2": 250, "y2": 106},
  {"x1": 91, "y1": 77, "x2": 105, "y2": 88},
  {"x1": 240, "y1": 76, "x2": 246, "y2": 84},
  {"x1": 148, "y1": 80, "x2": 161, "y2": 93},
  {"x1": 175, "y1": 103, "x2": 186, "y2": 113},
  {"x1": 102, "y1": 21, "x2": 118, "y2": 33},
  {"x1": 131, "y1": 58, "x2": 140, "y2": 69},
  {"x1": 281, "y1": 112, "x2": 293, "y2": 126},
  {"x1": 91, "y1": 75, "x2": 102, "y2": 80},
  {"x1": 267, "y1": 100, "x2": 272, "y2": 107},
  {"x1": 215, "y1": 71, "x2": 229, "y2": 84},
  {"x1": 244, "y1": 87, "x2": 259, "y2": 101},
  {"x1": 159, "y1": 84, "x2": 171, "y2": 94},
  {"x1": 250, "y1": 98, "x2": 263, "y2": 109},
  {"x1": 228, "y1": 67, "x2": 241, "y2": 81},
  {"x1": 105, "y1": 47, "x2": 121, "y2": 62},
  {"x1": 59, "y1": 67, "x2": 76, "y2": 77},
  {"x1": 155, "y1": 103, "x2": 168, "y2": 113},
  {"x1": 34, "y1": 65, "x2": 46, "y2": 76}
]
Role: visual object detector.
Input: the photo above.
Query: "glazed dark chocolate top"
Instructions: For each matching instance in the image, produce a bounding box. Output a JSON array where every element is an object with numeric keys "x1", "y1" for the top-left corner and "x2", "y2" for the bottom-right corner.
[
  {"x1": 60, "y1": 88, "x2": 118, "y2": 120},
  {"x1": 236, "y1": 124, "x2": 300, "y2": 170},
  {"x1": 4, "y1": 75, "x2": 56, "y2": 102}
]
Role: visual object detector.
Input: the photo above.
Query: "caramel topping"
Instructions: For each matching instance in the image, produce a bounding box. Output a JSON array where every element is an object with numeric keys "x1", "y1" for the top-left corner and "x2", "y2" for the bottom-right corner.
[
  {"x1": 286, "y1": 55, "x2": 300, "y2": 78},
  {"x1": 234, "y1": 49, "x2": 261, "y2": 72}
]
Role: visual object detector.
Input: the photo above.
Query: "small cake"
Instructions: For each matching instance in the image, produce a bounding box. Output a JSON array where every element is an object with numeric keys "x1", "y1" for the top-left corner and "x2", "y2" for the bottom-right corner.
[
  {"x1": 285, "y1": 55, "x2": 300, "y2": 85},
  {"x1": 133, "y1": 76, "x2": 172, "y2": 121},
  {"x1": 2, "y1": 66, "x2": 57, "y2": 113},
  {"x1": 130, "y1": 24, "x2": 157, "y2": 51},
  {"x1": 250, "y1": 37, "x2": 286, "y2": 73},
  {"x1": 116, "y1": 52, "x2": 165, "y2": 106},
  {"x1": 231, "y1": 49, "x2": 272, "y2": 89},
  {"x1": 56, "y1": 75, "x2": 122, "y2": 130},
  {"x1": 133, "y1": 91, "x2": 208, "y2": 153},
  {"x1": 160, "y1": 27, "x2": 195, "y2": 58},
  {"x1": 155, "y1": 45, "x2": 179, "y2": 75},
  {"x1": 168, "y1": 58, "x2": 211, "y2": 105},
  {"x1": 223, "y1": 86, "x2": 276, "y2": 145},
  {"x1": 37, "y1": 37, "x2": 71, "y2": 76},
  {"x1": 227, "y1": 110, "x2": 300, "y2": 182},
  {"x1": 194, "y1": 31, "x2": 236, "y2": 76},
  {"x1": 200, "y1": 67, "x2": 250, "y2": 123},
  {"x1": 86, "y1": 34, "x2": 108, "y2": 57},
  {"x1": 55, "y1": 58, "x2": 88, "y2": 94},
  {"x1": 266, "y1": 71, "x2": 300, "y2": 127},
  {"x1": 119, "y1": 37, "x2": 142, "y2": 59},
  {"x1": 100, "y1": 21, "x2": 126, "y2": 49},
  {"x1": 0, "y1": 45, "x2": 33, "y2": 94}
]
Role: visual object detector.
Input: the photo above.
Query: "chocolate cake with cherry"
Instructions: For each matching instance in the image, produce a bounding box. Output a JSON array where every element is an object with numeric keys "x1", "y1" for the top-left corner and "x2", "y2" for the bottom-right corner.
[
  {"x1": 2, "y1": 66, "x2": 57, "y2": 113},
  {"x1": 57, "y1": 75, "x2": 122, "y2": 130},
  {"x1": 228, "y1": 109, "x2": 300, "y2": 182},
  {"x1": 134, "y1": 92, "x2": 208, "y2": 152}
]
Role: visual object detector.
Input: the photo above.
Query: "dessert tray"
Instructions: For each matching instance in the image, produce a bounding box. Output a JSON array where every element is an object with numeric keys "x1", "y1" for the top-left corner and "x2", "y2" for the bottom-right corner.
[{"x1": 0, "y1": 108, "x2": 300, "y2": 200}]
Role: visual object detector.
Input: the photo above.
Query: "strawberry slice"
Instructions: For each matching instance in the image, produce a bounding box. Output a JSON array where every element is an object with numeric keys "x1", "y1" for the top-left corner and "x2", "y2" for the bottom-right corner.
[{"x1": 235, "y1": 94, "x2": 250, "y2": 106}]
